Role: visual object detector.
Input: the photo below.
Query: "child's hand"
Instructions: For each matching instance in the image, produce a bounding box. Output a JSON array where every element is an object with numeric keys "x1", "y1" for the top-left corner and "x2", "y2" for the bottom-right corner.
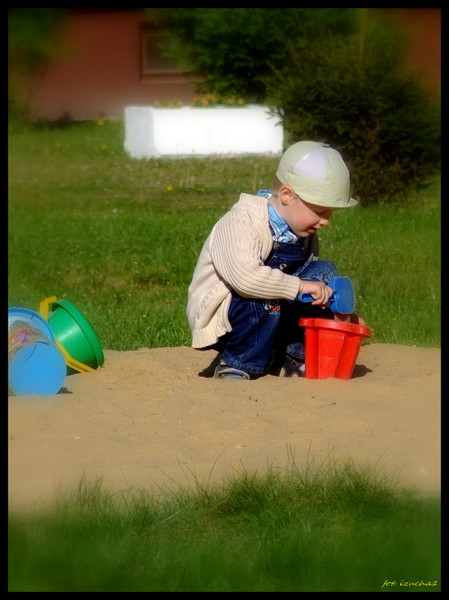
[{"x1": 298, "y1": 280, "x2": 334, "y2": 307}]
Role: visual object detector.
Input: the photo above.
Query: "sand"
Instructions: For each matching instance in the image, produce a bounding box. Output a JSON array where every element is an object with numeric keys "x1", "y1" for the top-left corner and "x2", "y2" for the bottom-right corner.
[{"x1": 8, "y1": 343, "x2": 440, "y2": 512}]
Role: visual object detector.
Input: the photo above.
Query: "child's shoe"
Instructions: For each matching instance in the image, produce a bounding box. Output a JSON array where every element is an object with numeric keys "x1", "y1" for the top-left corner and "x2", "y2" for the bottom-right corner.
[
  {"x1": 280, "y1": 354, "x2": 305, "y2": 377},
  {"x1": 214, "y1": 361, "x2": 251, "y2": 380}
]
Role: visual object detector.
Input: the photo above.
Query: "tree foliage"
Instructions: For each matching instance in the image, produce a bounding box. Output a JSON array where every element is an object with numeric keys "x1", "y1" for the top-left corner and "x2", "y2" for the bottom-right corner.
[
  {"x1": 146, "y1": 8, "x2": 357, "y2": 103},
  {"x1": 264, "y1": 20, "x2": 441, "y2": 204},
  {"x1": 8, "y1": 9, "x2": 68, "y2": 73},
  {"x1": 8, "y1": 8, "x2": 68, "y2": 119},
  {"x1": 146, "y1": 8, "x2": 440, "y2": 205}
]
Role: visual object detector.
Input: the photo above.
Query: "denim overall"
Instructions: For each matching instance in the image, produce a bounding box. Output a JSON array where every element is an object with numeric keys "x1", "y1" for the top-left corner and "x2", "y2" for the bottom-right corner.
[{"x1": 218, "y1": 236, "x2": 340, "y2": 376}]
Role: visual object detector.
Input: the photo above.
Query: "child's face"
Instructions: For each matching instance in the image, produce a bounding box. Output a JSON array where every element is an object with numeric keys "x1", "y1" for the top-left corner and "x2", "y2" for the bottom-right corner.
[{"x1": 275, "y1": 186, "x2": 335, "y2": 238}]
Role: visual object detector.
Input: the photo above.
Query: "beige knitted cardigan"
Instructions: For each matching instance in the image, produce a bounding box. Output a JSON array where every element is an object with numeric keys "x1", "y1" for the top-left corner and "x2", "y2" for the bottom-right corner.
[{"x1": 186, "y1": 193, "x2": 319, "y2": 348}]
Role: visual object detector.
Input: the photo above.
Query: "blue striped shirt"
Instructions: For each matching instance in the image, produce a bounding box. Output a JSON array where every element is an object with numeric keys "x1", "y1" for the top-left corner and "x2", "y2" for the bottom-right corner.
[{"x1": 256, "y1": 188, "x2": 299, "y2": 243}]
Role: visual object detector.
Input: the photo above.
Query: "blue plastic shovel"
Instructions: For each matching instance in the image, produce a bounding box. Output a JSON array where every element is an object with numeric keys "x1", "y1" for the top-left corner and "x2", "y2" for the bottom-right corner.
[{"x1": 298, "y1": 276, "x2": 355, "y2": 314}]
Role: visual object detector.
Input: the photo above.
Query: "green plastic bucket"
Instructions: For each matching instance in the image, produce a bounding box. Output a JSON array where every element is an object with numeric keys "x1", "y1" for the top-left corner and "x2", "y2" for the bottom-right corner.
[{"x1": 47, "y1": 300, "x2": 104, "y2": 370}]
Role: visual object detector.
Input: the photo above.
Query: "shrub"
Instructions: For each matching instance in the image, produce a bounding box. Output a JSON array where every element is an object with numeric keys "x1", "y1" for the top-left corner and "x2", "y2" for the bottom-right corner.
[
  {"x1": 8, "y1": 9, "x2": 68, "y2": 121},
  {"x1": 262, "y1": 20, "x2": 441, "y2": 205},
  {"x1": 148, "y1": 8, "x2": 440, "y2": 206},
  {"x1": 146, "y1": 8, "x2": 357, "y2": 104}
]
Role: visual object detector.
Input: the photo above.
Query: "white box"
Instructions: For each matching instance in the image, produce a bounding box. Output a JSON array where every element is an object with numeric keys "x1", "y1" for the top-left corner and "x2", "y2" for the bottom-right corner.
[{"x1": 124, "y1": 105, "x2": 283, "y2": 158}]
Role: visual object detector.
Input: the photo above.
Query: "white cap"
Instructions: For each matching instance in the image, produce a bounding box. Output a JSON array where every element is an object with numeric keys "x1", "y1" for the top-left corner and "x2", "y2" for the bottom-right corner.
[{"x1": 276, "y1": 141, "x2": 358, "y2": 208}]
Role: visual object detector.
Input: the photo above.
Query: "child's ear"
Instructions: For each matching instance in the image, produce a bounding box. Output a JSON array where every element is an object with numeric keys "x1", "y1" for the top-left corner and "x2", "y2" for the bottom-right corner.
[{"x1": 278, "y1": 184, "x2": 296, "y2": 205}]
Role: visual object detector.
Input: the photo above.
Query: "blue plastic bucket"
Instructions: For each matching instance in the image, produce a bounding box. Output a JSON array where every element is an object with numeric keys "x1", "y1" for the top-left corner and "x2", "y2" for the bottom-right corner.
[{"x1": 8, "y1": 307, "x2": 67, "y2": 396}]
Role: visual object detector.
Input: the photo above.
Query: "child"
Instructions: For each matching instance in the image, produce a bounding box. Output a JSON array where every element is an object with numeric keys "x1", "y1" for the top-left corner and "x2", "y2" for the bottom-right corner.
[{"x1": 186, "y1": 141, "x2": 365, "y2": 379}]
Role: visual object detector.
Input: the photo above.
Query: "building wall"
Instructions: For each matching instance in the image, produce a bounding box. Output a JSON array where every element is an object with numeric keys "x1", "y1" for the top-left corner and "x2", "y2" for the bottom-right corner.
[
  {"x1": 25, "y1": 8, "x2": 440, "y2": 122},
  {"x1": 381, "y1": 8, "x2": 440, "y2": 97},
  {"x1": 28, "y1": 9, "x2": 197, "y2": 121}
]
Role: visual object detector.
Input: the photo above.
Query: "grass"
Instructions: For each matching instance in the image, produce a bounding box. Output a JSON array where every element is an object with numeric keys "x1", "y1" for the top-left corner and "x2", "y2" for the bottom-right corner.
[
  {"x1": 8, "y1": 120, "x2": 441, "y2": 591},
  {"x1": 8, "y1": 455, "x2": 441, "y2": 592},
  {"x1": 8, "y1": 119, "x2": 441, "y2": 349}
]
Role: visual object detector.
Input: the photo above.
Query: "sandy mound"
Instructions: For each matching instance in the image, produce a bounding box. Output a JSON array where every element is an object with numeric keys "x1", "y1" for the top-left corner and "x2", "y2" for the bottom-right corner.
[{"x1": 8, "y1": 344, "x2": 440, "y2": 512}]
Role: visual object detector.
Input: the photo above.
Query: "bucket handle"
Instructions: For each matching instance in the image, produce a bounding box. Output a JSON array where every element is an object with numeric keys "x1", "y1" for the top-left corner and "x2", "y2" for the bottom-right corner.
[{"x1": 39, "y1": 296, "x2": 96, "y2": 373}]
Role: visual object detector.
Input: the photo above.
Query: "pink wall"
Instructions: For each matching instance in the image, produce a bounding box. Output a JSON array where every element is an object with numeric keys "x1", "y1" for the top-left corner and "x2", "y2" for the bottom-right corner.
[
  {"x1": 403, "y1": 9, "x2": 440, "y2": 93},
  {"x1": 382, "y1": 8, "x2": 440, "y2": 96},
  {"x1": 29, "y1": 9, "x2": 196, "y2": 121},
  {"x1": 27, "y1": 8, "x2": 441, "y2": 121}
]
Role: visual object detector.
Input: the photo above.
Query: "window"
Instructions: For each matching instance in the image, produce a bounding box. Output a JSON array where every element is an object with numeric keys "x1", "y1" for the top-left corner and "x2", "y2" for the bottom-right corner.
[{"x1": 140, "y1": 25, "x2": 186, "y2": 81}]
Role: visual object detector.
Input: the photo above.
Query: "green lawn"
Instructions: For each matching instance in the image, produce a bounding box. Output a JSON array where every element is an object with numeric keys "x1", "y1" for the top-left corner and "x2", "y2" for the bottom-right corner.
[{"x1": 8, "y1": 119, "x2": 440, "y2": 350}]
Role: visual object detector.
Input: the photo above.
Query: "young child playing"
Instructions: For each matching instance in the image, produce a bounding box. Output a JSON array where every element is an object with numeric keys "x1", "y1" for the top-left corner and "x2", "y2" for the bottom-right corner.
[{"x1": 186, "y1": 140, "x2": 365, "y2": 379}]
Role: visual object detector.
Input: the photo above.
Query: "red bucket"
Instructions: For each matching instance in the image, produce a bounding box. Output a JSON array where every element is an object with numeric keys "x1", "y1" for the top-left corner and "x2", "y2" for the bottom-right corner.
[{"x1": 299, "y1": 317, "x2": 371, "y2": 380}]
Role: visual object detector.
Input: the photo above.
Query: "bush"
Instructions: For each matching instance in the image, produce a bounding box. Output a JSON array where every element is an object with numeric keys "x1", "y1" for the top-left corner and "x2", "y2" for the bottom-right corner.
[
  {"x1": 148, "y1": 8, "x2": 440, "y2": 206},
  {"x1": 8, "y1": 9, "x2": 68, "y2": 121},
  {"x1": 146, "y1": 8, "x2": 357, "y2": 104},
  {"x1": 264, "y1": 23, "x2": 441, "y2": 205}
]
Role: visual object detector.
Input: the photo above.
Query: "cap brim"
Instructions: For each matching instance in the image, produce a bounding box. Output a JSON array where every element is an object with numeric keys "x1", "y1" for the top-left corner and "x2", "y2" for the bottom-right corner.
[
  {"x1": 346, "y1": 197, "x2": 358, "y2": 208},
  {"x1": 303, "y1": 196, "x2": 359, "y2": 209}
]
